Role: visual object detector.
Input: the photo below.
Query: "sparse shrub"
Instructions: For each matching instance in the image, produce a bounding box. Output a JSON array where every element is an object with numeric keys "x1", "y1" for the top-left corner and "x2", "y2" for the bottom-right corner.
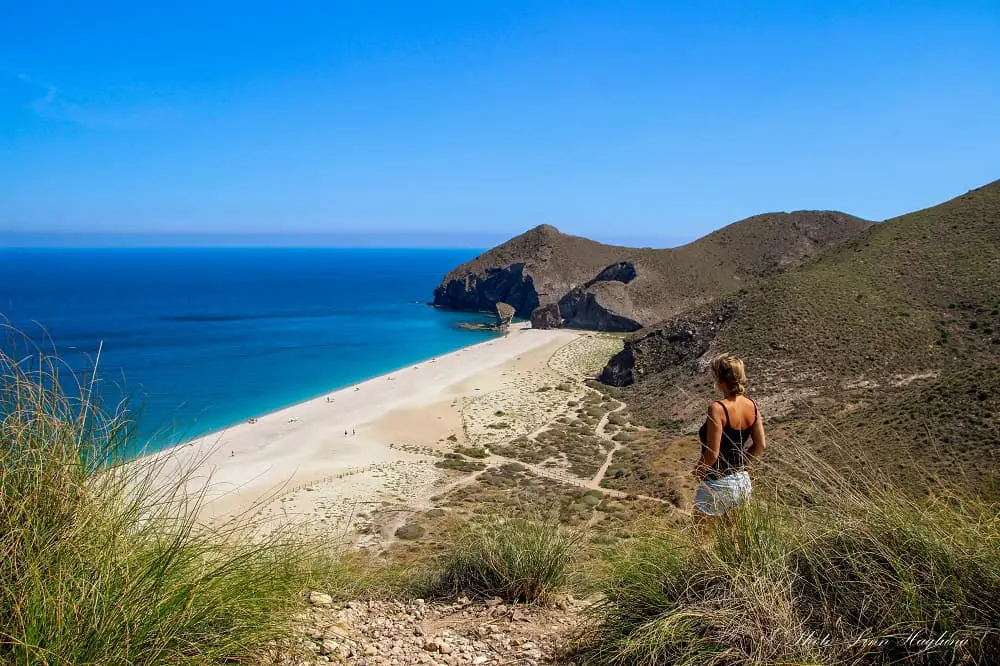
[
  {"x1": 435, "y1": 458, "x2": 486, "y2": 472},
  {"x1": 428, "y1": 514, "x2": 580, "y2": 603}
]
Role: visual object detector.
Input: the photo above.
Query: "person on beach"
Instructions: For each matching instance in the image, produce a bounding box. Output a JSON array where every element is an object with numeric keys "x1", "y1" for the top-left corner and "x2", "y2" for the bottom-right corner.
[{"x1": 693, "y1": 354, "x2": 766, "y2": 522}]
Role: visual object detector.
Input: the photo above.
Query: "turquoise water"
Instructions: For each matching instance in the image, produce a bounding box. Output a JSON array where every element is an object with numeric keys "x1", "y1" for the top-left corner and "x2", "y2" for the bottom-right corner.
[{"x1": 0, "y1": 248, "x2": 494, "y2": 451}]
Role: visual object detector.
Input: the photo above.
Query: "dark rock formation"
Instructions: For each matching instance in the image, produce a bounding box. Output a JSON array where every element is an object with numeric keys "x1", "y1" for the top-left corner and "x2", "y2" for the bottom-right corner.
[
  {"x1": 530, "y1": 303, "x2": 562, "y2": 329},
  {"x1": 600, "y1": 299, "x2": 741, "y2": 386},
  {"x1": 559, "y1": 260, "x2": 642, "y2": 331},
  {"x1": 434, "y1": 263, "x2": 539, "y2": 317},
  {"x1": 559, "y1": 283, "x2": 642, "y2": 332},
  {"x1": 433, "y1": 224, "x2": 628, "y2": 318},
  {"x1": 591, "y1": 261, "x2": 637, "y2": 285}
]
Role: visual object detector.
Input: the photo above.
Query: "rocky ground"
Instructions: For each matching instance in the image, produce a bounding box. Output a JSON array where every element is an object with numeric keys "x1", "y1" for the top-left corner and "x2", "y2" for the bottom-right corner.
[{"x1": 264, "y1": 594, "x2": 587, "y2": 666}]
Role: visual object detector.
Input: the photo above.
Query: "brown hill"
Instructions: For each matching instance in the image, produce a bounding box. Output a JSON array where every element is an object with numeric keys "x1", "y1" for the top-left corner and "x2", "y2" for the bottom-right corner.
[
  {"x1": 433, "y1": 213, "x2": 872, "y2": 331},
  {"x1": 600, "y1": 178, "x2": 1000, "y2": 491}
]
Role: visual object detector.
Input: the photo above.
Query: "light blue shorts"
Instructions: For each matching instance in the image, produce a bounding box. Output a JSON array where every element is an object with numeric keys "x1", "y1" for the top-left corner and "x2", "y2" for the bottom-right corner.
[{"x1": 694, "y1": 471, "x2": 752, "y2": 516}]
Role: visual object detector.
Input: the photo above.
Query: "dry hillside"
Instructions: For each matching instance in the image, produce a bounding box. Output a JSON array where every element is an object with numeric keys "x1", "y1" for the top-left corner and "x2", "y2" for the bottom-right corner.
[
  {"x1": 600, "y1": 179, "x2": 1000, "y2": 492},
  {"x1": 433, "y1": 213, "x2": 872, "y2": 331}
]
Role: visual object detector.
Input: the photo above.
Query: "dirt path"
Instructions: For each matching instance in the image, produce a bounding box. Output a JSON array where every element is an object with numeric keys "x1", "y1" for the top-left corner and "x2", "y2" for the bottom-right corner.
[{"x1": 377, "y1": 336, "x2": 677, "y2": 546}]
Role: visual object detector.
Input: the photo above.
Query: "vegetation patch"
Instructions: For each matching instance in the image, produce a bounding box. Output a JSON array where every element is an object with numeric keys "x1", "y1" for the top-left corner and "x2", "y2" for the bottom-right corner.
[
  {"x1": 0, "y1": 348, "x2": 334, "y2": 666},
  {"x1": 576, "y1": 445, "x2": 1000, "y2": 665},
  {"x1": 427, "y1": 514, "x2": 580, "y2": 603},
  {"x1": 435, "y1": 457, "x2": 487, "y2": 472},
  {"x1": 453, "y1": 445, "x2": 489, "y2": 459}
]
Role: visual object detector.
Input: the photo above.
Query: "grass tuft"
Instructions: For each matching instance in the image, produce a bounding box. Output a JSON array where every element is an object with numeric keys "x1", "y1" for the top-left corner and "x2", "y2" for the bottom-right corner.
[
  {"x1": 0, "y1": 341, "x2": 335, "y2": 665},
  {"x1": 427, "y1": 514, "x2": 580, "y2": 604}
]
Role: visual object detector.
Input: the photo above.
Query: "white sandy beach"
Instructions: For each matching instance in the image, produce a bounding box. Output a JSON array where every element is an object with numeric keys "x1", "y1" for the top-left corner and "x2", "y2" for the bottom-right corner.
[{"x1": 150, "y1": 323, "x2": 585, "y2": 534}]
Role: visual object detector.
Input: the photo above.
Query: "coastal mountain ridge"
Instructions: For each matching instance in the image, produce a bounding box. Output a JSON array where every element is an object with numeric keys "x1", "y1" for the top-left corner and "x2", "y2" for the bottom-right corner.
[{"x1": 433, "y1": 211, "x2": 872, "y2": 331}]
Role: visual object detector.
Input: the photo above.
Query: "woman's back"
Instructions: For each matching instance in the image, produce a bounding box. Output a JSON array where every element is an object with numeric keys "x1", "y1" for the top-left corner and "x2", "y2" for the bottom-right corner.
[
  {"x1": 718, "y1": 395, "x2": 757, "y2": 432},
  {"x1": 698, "y1": 394, "x2": 758, "y2": 478},
  {"x1": 692, "y1": 353, "x2": 767, "y2": 518}
]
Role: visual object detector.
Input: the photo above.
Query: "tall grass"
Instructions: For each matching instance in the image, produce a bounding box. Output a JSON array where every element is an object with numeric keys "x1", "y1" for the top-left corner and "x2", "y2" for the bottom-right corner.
[
  {"x1": 576, "y1": 444, "x2": 1000, "y2": 665},
  {"x1": 428, "y1": 514, "x2": 580, "y2": 603},
  {"x1": 0, "y1": 342, "x2": 331, "y2": 665}
]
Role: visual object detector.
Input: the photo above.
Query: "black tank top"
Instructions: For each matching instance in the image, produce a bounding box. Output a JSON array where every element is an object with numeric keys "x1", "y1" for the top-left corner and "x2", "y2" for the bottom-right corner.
[{"x1": 698, "y1": 397, "x2": 757, "y2": 480}]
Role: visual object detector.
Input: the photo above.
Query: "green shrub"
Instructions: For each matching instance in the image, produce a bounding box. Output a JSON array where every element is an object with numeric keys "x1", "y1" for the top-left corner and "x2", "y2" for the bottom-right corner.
[
  {"x1": 0, "y1": 344, "x2": 333, "y2": 665},
  {"x1": 428, "y1": 514, "x2": 580, "y2": 603},
  {"x1": 435, "y1": 457, "x2": 486, "y2": 472}
]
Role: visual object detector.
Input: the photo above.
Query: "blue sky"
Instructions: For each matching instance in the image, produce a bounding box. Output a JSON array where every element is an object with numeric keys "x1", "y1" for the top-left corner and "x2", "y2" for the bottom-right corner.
[{"x1": 2, "y1": 1, "x2": 998, "y2": 247}]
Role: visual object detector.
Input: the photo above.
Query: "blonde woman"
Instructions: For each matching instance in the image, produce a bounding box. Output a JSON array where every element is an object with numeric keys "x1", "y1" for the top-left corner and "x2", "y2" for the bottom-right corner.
[{"x1": 693, "y1": 354, "x2": 766, "y2": 519}]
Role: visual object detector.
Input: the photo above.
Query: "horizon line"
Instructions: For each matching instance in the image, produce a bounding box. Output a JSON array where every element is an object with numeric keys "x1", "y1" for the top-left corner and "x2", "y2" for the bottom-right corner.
[{"x1": 0, "y1": 230, "x2": 689, "y2": 250}]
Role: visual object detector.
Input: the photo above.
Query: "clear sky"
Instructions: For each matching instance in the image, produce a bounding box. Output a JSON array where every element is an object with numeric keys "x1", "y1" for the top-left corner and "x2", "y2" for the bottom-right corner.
[{"x1": 2, "y1": 1, "x2": 998, "y2": 247}]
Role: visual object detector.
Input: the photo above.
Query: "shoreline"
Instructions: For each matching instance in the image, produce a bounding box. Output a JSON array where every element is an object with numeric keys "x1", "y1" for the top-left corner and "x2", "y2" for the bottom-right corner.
[
  {"x1": 147, "y1": 322, "x2": 585, "y2": 525},
  {"x1": 146, "y1": 322, "x2": 500, "y2": 453}
]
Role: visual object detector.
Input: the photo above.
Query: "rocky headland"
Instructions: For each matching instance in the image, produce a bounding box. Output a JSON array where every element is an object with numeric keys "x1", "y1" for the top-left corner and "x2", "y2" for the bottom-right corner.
[{"x1": 433, "y1": 212, "x2": 871, "y2": 332}]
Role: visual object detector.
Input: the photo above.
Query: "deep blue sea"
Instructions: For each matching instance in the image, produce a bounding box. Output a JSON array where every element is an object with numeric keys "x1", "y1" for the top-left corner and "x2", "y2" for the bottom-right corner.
[{"x1": 0, "y1": 248, "x2": 494, "y2": 450}]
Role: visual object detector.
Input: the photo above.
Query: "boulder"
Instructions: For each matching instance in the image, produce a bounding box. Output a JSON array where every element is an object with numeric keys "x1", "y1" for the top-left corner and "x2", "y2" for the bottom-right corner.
[
  {"x1": 495, "y1": 302, "x2": 516, "y2": 327},
  {"x1": 530, "y1": 303, "x2": 562, "y2": 329}
]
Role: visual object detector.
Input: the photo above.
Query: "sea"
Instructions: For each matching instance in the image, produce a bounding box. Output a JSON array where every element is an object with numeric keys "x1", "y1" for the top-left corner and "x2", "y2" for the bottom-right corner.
[{"x1": 0, "y1": 247, "x2": 496, "y2": 452}]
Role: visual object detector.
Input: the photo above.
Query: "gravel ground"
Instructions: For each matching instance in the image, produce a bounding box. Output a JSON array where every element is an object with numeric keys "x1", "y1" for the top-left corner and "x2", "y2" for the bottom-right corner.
[{"x1": 262, "y1": 595, "x2": 587, "y2": 666}]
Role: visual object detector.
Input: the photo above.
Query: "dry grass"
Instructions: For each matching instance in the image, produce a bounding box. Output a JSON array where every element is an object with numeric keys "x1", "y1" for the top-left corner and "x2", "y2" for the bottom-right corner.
[{"x1": 575, "y1": 442, "x2": 1000, "y2": 665}]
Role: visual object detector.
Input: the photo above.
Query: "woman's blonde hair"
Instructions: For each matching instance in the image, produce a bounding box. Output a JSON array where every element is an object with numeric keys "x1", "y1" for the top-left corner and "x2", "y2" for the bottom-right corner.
[{"x1": 711, "y1": 354, "x2": 747, "y2": 395}]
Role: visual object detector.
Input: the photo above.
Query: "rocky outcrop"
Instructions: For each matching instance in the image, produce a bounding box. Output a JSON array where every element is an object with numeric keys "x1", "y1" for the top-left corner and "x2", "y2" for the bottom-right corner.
[
  {"x1": 433, "y1": 213, "x2": 872, "y2": 330},
  {"x1": 530, "y1": 303, "x2": 562, "y2": 329},
  {"x1": 432, "y1": 225, "x2": 628, "y2": 318},
  {"x1": 600, "y1": 299, "x2": 741, "y2": 386},
  {"x1": 495, "y1": 302, "x2": 516, "y2": 327},
  {"x1": 434, "y1": 263, "x2": 540, "y2": 317},
  {"x1": 558, "y1": 261, "x2": 642, "y2": 332},
  {"x1": 559, "y1": 283, "x2": 642, "y2": 332},
  {"x1": 591, "y1": 261, "x2": 638, "y2": 284}
]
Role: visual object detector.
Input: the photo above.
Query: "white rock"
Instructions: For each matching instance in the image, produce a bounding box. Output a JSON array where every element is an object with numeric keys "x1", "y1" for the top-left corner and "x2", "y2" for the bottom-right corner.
[{"x1": 308, "y1": 591, "x2": 334, "y2": 607}]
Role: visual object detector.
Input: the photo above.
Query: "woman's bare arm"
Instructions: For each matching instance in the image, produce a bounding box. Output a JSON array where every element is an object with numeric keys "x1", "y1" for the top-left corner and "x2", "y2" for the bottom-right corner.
[
  {"x1": 693, "y1": 402, "x2": 725, "y2": 480},
  {"x1": 748, "y1": 409, "x2": 766, "y2": 462}
]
